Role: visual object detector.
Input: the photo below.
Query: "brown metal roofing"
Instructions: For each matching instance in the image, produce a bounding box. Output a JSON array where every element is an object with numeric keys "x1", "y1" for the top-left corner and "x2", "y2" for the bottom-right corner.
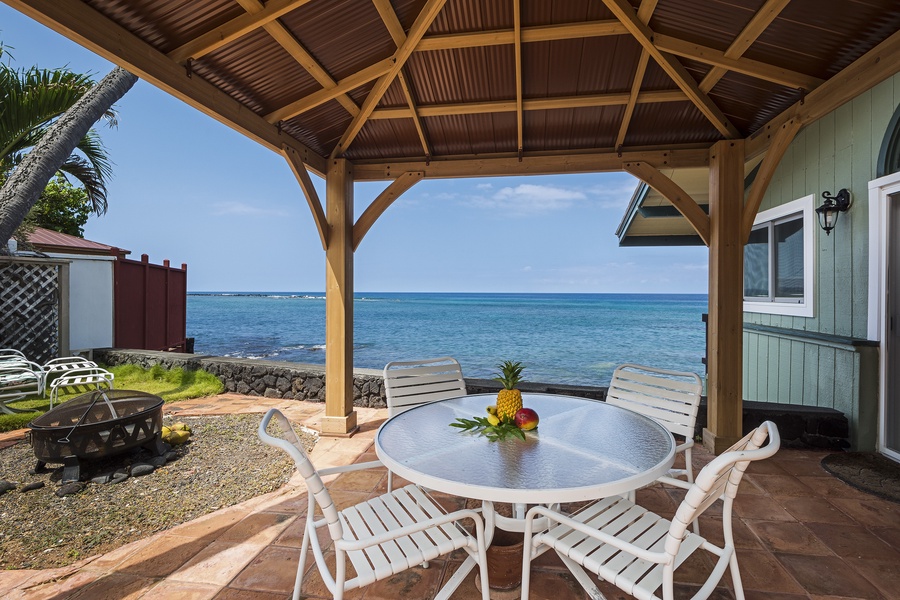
[
  {"x1": 14, "y1": 0, "x2": 900, "y2": 172},
  {"x1": 27, "y1": 227, "x2": 129, "y2": 257}
]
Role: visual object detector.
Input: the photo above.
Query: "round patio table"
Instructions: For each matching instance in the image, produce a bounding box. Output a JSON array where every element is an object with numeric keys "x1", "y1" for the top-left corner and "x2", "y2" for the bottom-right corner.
[{"x1": 375, "y1": 393, "x2": 676, "y2": 506}]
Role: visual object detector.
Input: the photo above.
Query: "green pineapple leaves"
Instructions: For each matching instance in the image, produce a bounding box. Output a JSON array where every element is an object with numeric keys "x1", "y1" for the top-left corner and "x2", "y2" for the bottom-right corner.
[
  {"x1": 492, "y1": 360, "x2": 525, "y2": 389},
  {"x1": 450, "y1": 415, "x2": 526, "y2": 442}
]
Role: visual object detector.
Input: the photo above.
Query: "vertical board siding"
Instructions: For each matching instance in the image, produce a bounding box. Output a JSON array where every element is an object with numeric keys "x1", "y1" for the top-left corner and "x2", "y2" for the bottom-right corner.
[{"x1": 743, "y1": 72, "x2": 900, "y2": 447}]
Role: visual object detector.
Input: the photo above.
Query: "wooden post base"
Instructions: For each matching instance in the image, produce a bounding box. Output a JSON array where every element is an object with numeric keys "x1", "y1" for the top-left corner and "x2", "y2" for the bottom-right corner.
[
  {"x1": 320, "y1": 413, "x2": 359, "y2": 437},
  {"x1": 702, "y1": 427, "x2": 741, "y2": 455}
]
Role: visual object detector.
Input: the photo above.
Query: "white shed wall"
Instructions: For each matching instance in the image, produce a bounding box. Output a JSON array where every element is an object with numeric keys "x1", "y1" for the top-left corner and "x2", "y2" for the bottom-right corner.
[{"x1": 50, "y1": 253, "x2": 115, "y2": 352}]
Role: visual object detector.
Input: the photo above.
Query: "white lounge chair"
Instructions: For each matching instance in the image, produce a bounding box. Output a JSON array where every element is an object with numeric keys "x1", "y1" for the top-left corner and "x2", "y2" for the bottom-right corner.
[
  {"x1": 0, "y1": 360, "x2": 44, "y2": 414},
  {"x1": 258, "y1": 408, "x2": 491, "y2": 600},
  {"x1": 521, "y1": 421, "x2": 781, "y2": 600},
  {"x1": 41, "y1": 356, "x2": 100, "y2": 396},
  {"x1": 0, "y1": 348, "x2": 27, "y2": 365},
  {"x1": 48, "y1": 367, "x2": 114, "y2": 409},
  {"x1": 383, "y1": 356, "x2": 467, "y2": 491}
]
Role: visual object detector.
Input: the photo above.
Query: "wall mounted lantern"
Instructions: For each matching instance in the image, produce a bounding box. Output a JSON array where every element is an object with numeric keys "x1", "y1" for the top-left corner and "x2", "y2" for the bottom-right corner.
[{"x1": 816, "y1": 189, "x2": 852, "y2": 235}]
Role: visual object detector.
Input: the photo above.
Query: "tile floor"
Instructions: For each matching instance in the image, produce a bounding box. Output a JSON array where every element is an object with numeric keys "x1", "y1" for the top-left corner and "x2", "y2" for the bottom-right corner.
[{"x1": 0, "y1": 394, "x2": 898, "y2": 600}]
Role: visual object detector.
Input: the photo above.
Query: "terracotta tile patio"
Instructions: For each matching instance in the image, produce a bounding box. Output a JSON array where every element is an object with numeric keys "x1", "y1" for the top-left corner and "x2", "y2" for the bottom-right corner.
[{"x1": 0, "y1": 394, "x2": 898, "y2": 600}]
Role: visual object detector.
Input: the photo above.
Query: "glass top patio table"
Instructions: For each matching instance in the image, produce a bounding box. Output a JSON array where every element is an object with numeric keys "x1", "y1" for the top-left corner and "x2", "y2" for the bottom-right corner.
[{"x1": 375, "y1": 393, "x2": 676, "y2": 505}]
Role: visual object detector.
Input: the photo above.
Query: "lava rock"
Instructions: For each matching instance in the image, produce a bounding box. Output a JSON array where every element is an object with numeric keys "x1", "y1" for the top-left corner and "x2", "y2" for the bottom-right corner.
[
  {"x1": 0, "y1": 481, "x2": 17, "y2": 495},
  {"x1": 130, "y1": 463, "x2": 155, "y2": 477},
  {"x1": 164, "y1": 451, "x2": 178, "y2": 462},
  {"x1": 109, "y1": 473, "x2": 129, "y2": 484},
  {"x1": 91, "y1": 473, "x2": 113, "y2": 484},
  {"x1": 148, "y1": 456, "x2": 168, "y2": 468},
  {"x1": 20, "y1": 482, "x2": 45, "y2": 492},
  {"x1": 56, "y1": 482, "x2": 85, "y2": 497}
]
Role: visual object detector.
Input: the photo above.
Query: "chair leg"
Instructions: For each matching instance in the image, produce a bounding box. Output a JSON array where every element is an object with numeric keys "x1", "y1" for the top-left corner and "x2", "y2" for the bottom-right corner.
[
  {"x1": 729, "y1": 552, "x2": 746, "y2": 600},
  {"x1": 387, "y1": 470, "x2": 393, "y2": 493},
  {"x1": 292, "y1": 522, "x2": 312, "y2": 600}
]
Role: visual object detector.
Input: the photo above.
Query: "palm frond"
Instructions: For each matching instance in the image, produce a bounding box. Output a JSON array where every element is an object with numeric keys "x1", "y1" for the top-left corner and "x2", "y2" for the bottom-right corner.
[{"x1": 57, "y1": 155, "x2": 108, "y2": 215}]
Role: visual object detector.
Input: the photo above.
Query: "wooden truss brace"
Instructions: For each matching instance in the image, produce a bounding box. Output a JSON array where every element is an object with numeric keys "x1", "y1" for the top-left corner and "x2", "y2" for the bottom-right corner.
[
  {"x1": 742, "y1": 118, "x2": 801, "y2": 241},
  {"x1": 416, "y1": 20, "x2": 626, "y2": 51},
  {"x1": 622, "y1": 162, "x2": 711, "y2": 246},
  {"x1": 353, "y1": 172, "x2": 425, "y2": 251},
  {"x1": 615, "y1": 0, "x2": 657, "y2": 150},
  {"x1": 281, "y1": 144, "x2": 329, "y2": 250},
  {"x1": 331, "y1": 0, "x2": 448, "y2": 159},
  {"x1": 372, "y1": 0, "x2": 432, "y2": 160},
  {"x1": 514, "y1": 0, "x2": 524, "y2": 156},
  {"x1": 699, "y1": 0, "x2": 790, "y2": 93},
  {"x1": 602, "y1": 0, "x2": 740, "y2": 139}
]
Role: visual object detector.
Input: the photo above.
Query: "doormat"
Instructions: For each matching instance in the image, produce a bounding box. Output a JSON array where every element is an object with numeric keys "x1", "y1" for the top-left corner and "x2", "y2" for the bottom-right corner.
[{"x1": 821, "y1": 452, "x2": 900, "y2": 504}]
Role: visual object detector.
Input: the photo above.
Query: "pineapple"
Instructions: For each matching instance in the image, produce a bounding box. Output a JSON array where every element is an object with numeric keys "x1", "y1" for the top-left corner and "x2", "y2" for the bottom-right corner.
[{"x1": 494, "y1": 360, "x2": 525, "y2": 421}]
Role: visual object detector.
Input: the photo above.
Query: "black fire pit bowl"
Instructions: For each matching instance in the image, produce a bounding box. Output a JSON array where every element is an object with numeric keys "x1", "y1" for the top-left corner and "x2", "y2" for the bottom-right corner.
[{"x1": 29, "y1": 389, "x2": 164, "y2": 466}]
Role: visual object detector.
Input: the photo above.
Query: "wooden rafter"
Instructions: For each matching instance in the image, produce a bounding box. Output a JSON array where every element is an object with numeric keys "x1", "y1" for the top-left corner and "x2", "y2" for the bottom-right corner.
[
  {"x1": 615, "y1": 0, "x2": 656, "y2": 150},
  {"x1": 699, "y1": 0, "x2": 790, "y2": 93},
  {"x1": 623, "y1": 161, "x2": 711, "y2": 246},
  {"x1": 602, "y1": 0, "x2": 740, "y2": 139},
  {"x1": 167, "y1": 0, "x2": 312, "y2": 62},
  {"x1": 514, "y1": 0, "x2": 523, "y2": 156},
  {"x1": 241, "y1": 0, "x2": 362, "y2": 119},
  {"x1": 4, "y1": 0, "x2": 327, "y2": 176},
  {"x1": 746, "y1": 28, "x2": 900, "y2": 160},
  {"x1": 655, "y1": 34, "x2": 824, "y2": 91},
  {"x1": 281, "y1": 144, "x2": 329, "y2": 250},
  {"x1": 372, "y1": 0, "x2": 432, "y2": 159},
  {"x1": 331, "y1": 0, "x2": 447, "y2": 159},
  {"x1": 742, "y1": 118, "x2": 801, "y2": 241},
  {"x1": 265, "y1": 58, "x2": 394, "y2": 123},
  {"x1": 416, "y1": 20, "x2": 626, "y2": 51},
  {"x1": 370, "y1": 90, "x2": 686, "y2": 119},
  {"x1": 353, "y1": 172, "x2": 425, "y2": 250}
]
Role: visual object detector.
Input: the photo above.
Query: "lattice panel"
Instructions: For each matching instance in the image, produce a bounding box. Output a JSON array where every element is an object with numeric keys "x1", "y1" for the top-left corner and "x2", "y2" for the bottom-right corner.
[{"x1": 0, "y1": 261, "x2": 60, "y2": 363}]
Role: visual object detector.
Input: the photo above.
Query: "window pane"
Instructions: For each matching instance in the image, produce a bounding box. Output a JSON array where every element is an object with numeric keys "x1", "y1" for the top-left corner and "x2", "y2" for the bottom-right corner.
[
  {"x1": 774, "y1": 218, "x2": 804, "y2": 298},
  {"x1": 744, "y1": 226, "x2": 769, "y2": 298}
]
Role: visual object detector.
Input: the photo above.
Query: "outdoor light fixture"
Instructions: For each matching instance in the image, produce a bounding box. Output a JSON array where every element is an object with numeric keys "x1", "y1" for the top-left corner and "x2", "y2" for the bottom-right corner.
[{"x1": 816, "y1": 189, "x2": 852, "y2": 235}]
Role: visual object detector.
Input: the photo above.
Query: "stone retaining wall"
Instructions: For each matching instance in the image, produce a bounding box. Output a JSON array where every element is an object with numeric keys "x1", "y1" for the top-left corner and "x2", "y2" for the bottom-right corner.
[{"x1": 94, "y1": 349, "x2": 850, "y2": 448}]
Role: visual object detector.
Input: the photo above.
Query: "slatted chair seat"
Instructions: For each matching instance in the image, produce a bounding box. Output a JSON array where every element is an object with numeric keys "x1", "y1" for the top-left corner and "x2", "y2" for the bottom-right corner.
[
  {"x1": 41, "y1": 357, "x2": 100, "y2": 394},
  {"x1": 48, "y1": 367, "x2": 114, "y2": 409},
  {"x1": 521, "y1": 421, "x2": 781, "y2": 600},
  {"x1": 258, "y1": 408, "x2": 490, "y2": 600}
]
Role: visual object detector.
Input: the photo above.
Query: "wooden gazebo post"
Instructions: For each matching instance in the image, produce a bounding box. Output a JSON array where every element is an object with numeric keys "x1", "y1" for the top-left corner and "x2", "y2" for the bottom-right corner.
[
  {"x1": 322, "y1": 158, "x2": 358, "y2": 436},
  {"x1": 704, "y1": 140, "x2": 745, "y2": 453}
]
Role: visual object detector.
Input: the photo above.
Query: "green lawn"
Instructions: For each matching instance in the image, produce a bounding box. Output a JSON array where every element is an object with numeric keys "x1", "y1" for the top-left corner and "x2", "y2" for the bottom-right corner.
[{"x1": 0, "y1": 364, "x2": 224, "y2": 433}]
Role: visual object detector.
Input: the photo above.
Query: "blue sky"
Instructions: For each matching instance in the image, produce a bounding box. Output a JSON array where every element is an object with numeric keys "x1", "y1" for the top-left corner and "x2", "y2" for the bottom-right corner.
[{"x1": 1, "y1": 6, "x2": 709, "y2": 293}]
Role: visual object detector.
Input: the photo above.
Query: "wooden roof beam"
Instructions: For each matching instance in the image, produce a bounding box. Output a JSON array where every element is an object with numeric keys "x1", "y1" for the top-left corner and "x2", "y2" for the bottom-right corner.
[
  {"x1": 615, "y1": 0, "x2": 656, "y2": 150},
  {"x1": 746, "y1": 28, "x2": 900, "y2": 160},
  {"x1": 281, "y1": 144, "x2": 329, "y2": 250},
  {"x1": 370, "y1": 89, "x2": 686, "y2": 119},
  {"x1": 372, "y1": 0, "x2": 432, "y2": 160},
  {"x1": 353, "y1": 171, "x2": 424, "y2": 250},
  {"x1": 167, "y1": 0, "x2": 312, "y2": 63},
  {"x1": 331, "y1": 0, "x2": 448, "y2": 158},
  {"x1": 415, "y1": 20, "x2": 627, "y2": 51},
  {"x1": 4, "y1": 0, "x2": 326, "y2": 176},
  {"x1": 655, "y1": 34, "x2": 824, "y2": 91},
  {"x1": 514, "y1": 0, "x2": 523, "y2": 156},
  {"x1": 742, "y1": 118, "x2": 801, "y2": 242},
  {"x1": 602, "y1": 0, "x2": 740, "y2": 139},
  {"x1": 623, "y1": 161, "x2": 710, "y2": 246},
  {"x1": 699, "y1": 0, "x2": 790, "y2": 93},
  {"x1": 266, "y1": 58, "x2": 394, "y2": 123},
  {"x1": 352, "y1": 146, "x2": 710, "y2": 180}
]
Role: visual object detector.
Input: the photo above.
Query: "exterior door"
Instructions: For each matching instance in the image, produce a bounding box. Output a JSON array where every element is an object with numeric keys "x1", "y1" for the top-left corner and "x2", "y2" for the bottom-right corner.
[{"x1": 887, "y1": 193, "x2": 900, "y2": 458}]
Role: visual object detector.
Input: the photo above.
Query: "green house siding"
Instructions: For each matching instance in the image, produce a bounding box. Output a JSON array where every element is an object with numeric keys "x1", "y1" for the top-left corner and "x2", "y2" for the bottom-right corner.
[{"x1": 742, "y1": 72, "x2": 900, "y2": 450}]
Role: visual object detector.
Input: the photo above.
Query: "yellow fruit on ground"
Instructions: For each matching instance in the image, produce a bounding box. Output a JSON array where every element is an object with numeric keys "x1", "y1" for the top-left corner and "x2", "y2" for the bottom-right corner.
[
  {"x1": 161, "y1": 426, "x2": 172, "y2": 438},
  {"x1": 171, "y1": 423, "x2": 192, "y2": 433},
  {"x1": 168, "y1": 430, "x2": 191, "y2": 445}
]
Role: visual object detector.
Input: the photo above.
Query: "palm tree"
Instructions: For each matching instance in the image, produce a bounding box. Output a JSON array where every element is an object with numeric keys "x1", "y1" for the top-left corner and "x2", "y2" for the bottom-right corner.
[
  {"x1": 0, "y1": 55, "x2": 118, "y2": 214},
  {"x1": 0, "y1": 53, "x2": 137, "y2": 247}
]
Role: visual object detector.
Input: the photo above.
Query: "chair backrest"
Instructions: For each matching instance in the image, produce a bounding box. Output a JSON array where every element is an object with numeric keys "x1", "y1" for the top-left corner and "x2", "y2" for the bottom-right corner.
[
  {"x1": 383, "y1": 356, "x2": 467, "y2": 416},
  {"x1": 257, "y1": 408, "x2": 343, "y2": 542},
  {"x1": 0, "y1": 349, "x2": 27, "y2": 363},
  {"x1": 43, "y1": 357, "x2": 98, "y2": 375},
  {"x1": 665, "y1": 421, "x2": 781, "y2": 556},
  {"x1": 607, "y1": 364, "x2": 702, "y2": 439},
  {"x1": 0, "y1": 362, "x2": 42, "y2": 395}
]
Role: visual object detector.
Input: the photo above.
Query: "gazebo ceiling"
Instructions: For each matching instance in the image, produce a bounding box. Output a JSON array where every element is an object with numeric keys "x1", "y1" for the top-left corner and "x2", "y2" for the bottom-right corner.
[{"x1": 7, "y1": 0, "x2": 900, "y2": 178}]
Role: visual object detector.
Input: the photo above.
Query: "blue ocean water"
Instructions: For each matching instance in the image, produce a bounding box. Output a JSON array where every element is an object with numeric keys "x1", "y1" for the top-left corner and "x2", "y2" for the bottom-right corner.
[{"x1": 187, "y1": 292, "x2": 708, "y2": 387}]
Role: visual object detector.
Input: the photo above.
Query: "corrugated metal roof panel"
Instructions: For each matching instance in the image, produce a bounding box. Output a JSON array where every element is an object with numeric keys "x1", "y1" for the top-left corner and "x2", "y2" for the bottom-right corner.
[
  {"x1": 624, "y1": 102, "x2": 721, "y2": 147},
  {"x1": 27, "y1": 227, "x2": 129, "y2": 256}
]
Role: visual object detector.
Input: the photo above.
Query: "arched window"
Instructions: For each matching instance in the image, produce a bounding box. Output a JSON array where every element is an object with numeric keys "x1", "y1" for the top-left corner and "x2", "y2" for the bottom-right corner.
[{"x1": 877, "y1": 103, "x2": 900, "y2": 178}]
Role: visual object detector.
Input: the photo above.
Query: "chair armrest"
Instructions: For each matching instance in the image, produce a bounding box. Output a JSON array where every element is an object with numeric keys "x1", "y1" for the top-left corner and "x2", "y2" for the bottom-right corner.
[
  {"x1": 525, "y1": 504, "x2": 672, "y2": 565},
  {"x1": 656, "y1": 475, "x2": 693, "y2": 490},
  {"x1": 675, "y1": 438, "x2": 694, "y2": 453},
  {"x1": 318, "y1": 460, "x2": 384, "y2": 476}
]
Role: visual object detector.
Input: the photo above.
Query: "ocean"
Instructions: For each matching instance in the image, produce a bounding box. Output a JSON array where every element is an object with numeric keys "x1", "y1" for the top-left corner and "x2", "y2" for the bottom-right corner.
[{"x1": 187, "y1": 292, "x2": 708, "y2": 387}]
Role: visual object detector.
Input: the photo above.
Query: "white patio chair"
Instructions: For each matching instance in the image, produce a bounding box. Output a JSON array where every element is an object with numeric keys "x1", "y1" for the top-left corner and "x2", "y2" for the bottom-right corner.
[
  {"x1": 0, "y1": 360, "x2": 44, "y2": 414},
  {"x1": 0, "y1": 348, "x2": 28, "y2": 364},
  {"x1": 48, "y1": 367, "x2": 114, "y2": 409},
  {"x1": 607, "y1": 364, "x2": 703, "y2": 483},
  {"x1": 383, "y1": 356, "x2": 467, "y2": 491},
  {"x1": 521, "y1": 421, "x2": 780, "y2": 600},
  {"x1": 41, "y1": 356, "x2": 100, "y2": 396},
  {"x1": 258, "y1": 408, "x2": 491, "y2": 600}
]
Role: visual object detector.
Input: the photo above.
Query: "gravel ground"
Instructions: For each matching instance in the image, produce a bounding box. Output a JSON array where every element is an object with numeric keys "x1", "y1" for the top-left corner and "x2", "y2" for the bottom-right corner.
[{"x1": 0, "y1": 413, "x2": 316, "y2": 570}]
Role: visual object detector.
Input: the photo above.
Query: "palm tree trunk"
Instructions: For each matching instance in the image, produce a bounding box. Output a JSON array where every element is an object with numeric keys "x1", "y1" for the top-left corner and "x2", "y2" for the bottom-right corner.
[{"x1": 0, "y1": 67, "x2": 138, "y2": 247}]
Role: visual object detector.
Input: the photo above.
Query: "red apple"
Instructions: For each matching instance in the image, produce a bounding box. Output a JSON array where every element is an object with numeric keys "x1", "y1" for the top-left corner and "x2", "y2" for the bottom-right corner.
[{"x1": 514, "y1": 408, "x2": 539, "y2": 431}]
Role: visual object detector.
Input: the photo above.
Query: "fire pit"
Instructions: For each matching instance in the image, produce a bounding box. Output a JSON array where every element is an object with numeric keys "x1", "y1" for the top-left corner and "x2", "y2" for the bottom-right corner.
[{"x1": 29, "y1": 389, "x2": 165, "y2": 482}]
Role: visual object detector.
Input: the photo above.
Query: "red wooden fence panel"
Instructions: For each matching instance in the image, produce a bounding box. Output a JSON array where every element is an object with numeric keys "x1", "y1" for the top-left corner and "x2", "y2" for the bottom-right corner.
[{"x1": 114, "y1": 254, "x2": 187, "y2": 351}]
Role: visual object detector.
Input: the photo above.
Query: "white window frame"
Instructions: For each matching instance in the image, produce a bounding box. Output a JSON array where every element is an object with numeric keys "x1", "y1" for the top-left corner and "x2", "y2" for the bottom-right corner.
[{"x1": 743, "y1": 194, "x2": 816, "y2": 317}]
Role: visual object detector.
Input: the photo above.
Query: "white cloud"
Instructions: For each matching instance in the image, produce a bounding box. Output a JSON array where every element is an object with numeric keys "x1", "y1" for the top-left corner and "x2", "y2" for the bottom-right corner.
[
  {"x1": 475, "y1": 183, "x2": 493, "y2": 190},
  {"x1": 677, "y1": 263, "x2": 708, "y2": 271},
  {"x1": 212, "y1": 201, "x2": 289, "y2": 217},
  {"x1": 466, "y1": 183, "x2": 587, "y2": 216},
  {"x1": 586, "y1": 180, "x2": 640, "y2": 210}
]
